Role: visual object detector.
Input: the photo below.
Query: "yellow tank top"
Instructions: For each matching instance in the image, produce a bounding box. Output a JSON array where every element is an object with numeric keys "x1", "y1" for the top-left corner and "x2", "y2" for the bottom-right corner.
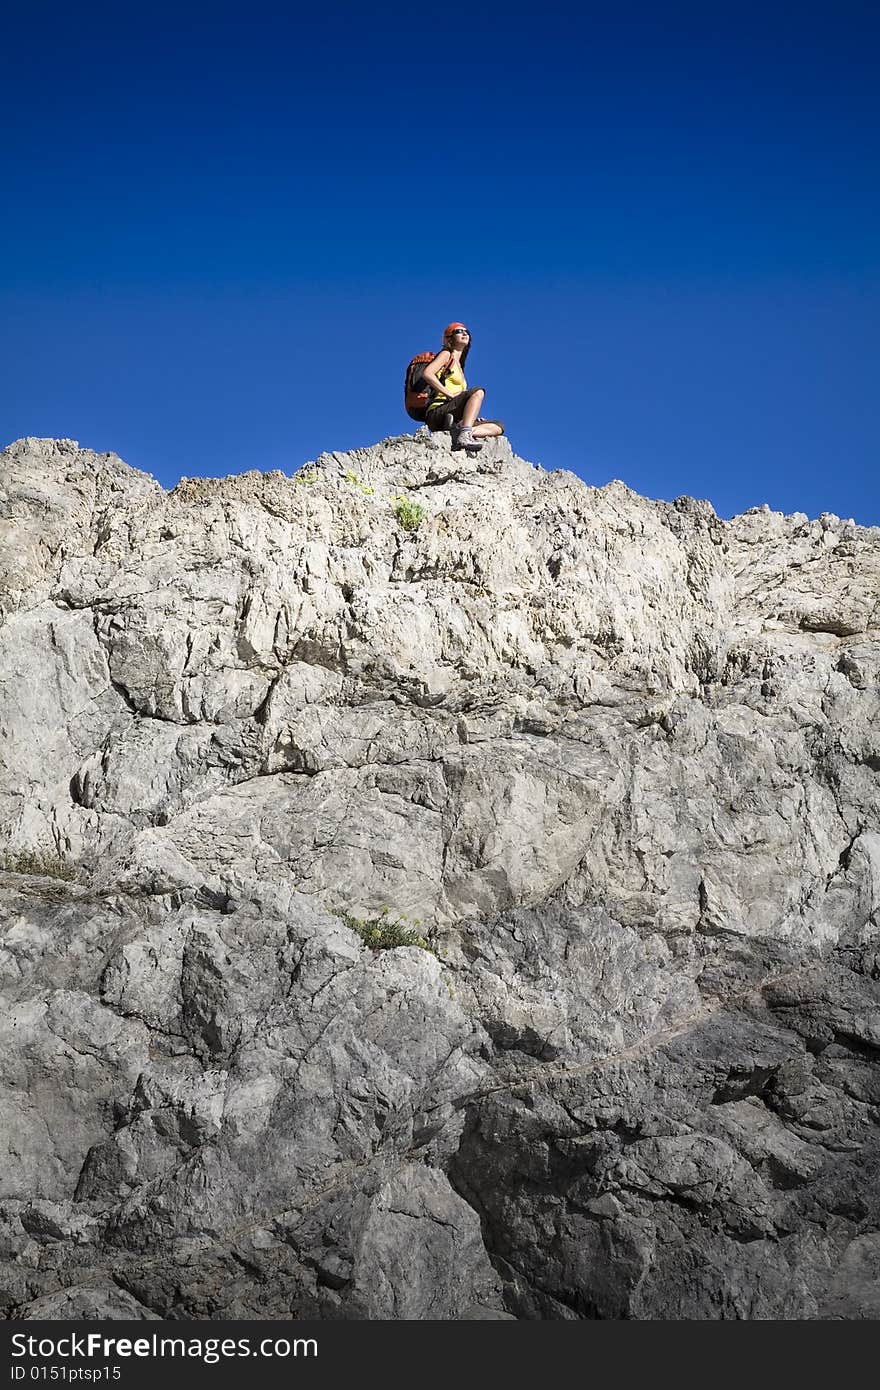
[{"x1": 428, "y1": 356, "x2": 466, "y2": 413}]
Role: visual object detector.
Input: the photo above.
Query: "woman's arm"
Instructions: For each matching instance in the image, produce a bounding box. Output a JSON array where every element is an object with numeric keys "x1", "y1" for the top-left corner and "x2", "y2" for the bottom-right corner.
[{"x1": 421, "y1": 350, "x2": 458, "y2": 397}]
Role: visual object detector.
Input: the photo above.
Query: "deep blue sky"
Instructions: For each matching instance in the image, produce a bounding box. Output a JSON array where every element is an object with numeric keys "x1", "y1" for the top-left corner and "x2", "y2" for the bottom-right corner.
[{"x1": 2, "y1": 1, "x2": 877, "y2": 522}]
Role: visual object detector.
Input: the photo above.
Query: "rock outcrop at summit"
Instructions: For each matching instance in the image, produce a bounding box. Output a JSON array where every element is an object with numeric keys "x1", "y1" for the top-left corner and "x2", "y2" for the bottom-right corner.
[{"x1": 1, "y1": 432, "x2": 879, "y2": 1320}]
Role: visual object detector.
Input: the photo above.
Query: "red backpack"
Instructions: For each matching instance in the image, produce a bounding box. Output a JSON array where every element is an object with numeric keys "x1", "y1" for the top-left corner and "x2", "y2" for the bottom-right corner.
[{"x1": 404, "y1": 352, "x2": 437, "y2": 422}]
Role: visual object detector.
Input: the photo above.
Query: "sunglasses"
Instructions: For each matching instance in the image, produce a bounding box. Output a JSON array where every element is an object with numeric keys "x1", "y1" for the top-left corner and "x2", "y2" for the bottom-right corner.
[{"x1": 452, "y1": 328, "x2": 470, "y2": 336}]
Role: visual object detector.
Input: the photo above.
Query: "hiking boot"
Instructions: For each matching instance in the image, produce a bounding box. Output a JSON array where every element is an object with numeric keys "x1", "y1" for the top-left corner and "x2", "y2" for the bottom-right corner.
[{"x1": 451, "y1": 424, "x2": 482, "y2": 453}]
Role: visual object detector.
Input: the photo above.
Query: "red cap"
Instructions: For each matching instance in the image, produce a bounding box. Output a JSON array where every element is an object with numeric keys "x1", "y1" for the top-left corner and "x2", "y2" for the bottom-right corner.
[{"x1": 443, "y1": 322, "x2": 468, "y2": 339}]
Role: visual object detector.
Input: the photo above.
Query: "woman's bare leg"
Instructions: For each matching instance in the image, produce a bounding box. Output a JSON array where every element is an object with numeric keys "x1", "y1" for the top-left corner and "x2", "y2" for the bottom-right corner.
[
  {"x1": 460, "y1": 389, "x2": 485, "y2": 427},
  {"x1": 459, "y1": 391, "x2": 503, "y2": 438}
]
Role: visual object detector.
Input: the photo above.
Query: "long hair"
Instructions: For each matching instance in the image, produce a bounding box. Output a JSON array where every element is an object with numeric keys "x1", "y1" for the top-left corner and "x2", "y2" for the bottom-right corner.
[{"x1": 442, "y1": 323, "x2": 471, "y2": 369}]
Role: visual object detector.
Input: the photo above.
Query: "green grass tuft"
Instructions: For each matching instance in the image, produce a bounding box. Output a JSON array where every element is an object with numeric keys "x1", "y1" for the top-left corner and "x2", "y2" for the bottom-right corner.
[
  {"x1": 293, "y1": 467, "x2": 319, "y2": 486},
  {"x1": 334, "y1": 906, "x2": 435, "y2": 954},
  {"x1": 344, "y1": 469, "x2": 375, "y2": 496},
  {"x1": 0, "y1": 849, "x2": 78, "y2": 882},
  {"x1": 391, "y1": 496, "x2": 425, "y2": 531}
]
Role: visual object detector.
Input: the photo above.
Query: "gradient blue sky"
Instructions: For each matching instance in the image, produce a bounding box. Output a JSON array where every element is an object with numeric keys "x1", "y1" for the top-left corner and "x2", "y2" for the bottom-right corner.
[{"x1": 2, "y1": 1, "x2": 877, "y2": 521}]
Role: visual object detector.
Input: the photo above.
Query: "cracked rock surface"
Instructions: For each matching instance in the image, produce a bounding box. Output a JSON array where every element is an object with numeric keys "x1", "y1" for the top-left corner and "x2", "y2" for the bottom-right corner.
[{"x1": 1, "y1": 432, "x2": 878, "y2": 1319}]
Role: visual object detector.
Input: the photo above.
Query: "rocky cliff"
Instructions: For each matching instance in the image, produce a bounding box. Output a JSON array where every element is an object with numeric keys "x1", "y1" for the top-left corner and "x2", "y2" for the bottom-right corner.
[{"x1": 1, "y1": 432, "x2": 878, "y2": 1320}]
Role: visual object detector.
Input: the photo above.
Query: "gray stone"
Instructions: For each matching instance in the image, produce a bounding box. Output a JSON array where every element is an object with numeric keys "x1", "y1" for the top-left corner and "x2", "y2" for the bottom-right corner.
[{"x1": 1, "y1": 433, "x2": 879, "y2": 1319}]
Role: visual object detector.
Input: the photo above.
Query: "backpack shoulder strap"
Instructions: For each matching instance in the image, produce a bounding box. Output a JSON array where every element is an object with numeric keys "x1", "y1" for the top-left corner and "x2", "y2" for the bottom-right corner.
[{"x1": 437, "y1": 349, "x2": 455, "y2": 383}]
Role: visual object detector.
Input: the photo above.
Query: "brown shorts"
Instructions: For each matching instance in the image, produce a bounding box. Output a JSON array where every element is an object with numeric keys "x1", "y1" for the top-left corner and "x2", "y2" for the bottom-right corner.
[{"x1": 425, "y1": 387, "x2": 484, "y2": 432}]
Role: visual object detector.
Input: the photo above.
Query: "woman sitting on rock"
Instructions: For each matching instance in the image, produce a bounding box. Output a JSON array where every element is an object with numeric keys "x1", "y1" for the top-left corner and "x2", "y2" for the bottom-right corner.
[{"x1": 421, "y1": 323, "x2": 505, "y2": 453}]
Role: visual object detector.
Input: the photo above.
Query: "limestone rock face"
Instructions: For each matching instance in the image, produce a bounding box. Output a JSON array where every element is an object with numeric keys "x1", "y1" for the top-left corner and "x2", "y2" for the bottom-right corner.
[{"x1": 1, "y1": 432, "x2": 878, "y2": 1320}]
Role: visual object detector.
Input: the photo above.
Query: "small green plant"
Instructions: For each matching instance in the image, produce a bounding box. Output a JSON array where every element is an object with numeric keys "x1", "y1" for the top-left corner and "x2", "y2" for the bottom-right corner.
[
  {"x1": 391, "y1": 495, "x2": 425, "y2": 532},
  {"x1": 293, "y1": 467, "x2": 319, "y2": 486},
  {"x1": 0, "y1": 849, "x2": 77, "y2": 882},
  {"x1": 335, "y1": 906, "x2": 435, "y2": 954},
  {"x1": 344, "y1": 469, "x2": 375, "y2": 496}
]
